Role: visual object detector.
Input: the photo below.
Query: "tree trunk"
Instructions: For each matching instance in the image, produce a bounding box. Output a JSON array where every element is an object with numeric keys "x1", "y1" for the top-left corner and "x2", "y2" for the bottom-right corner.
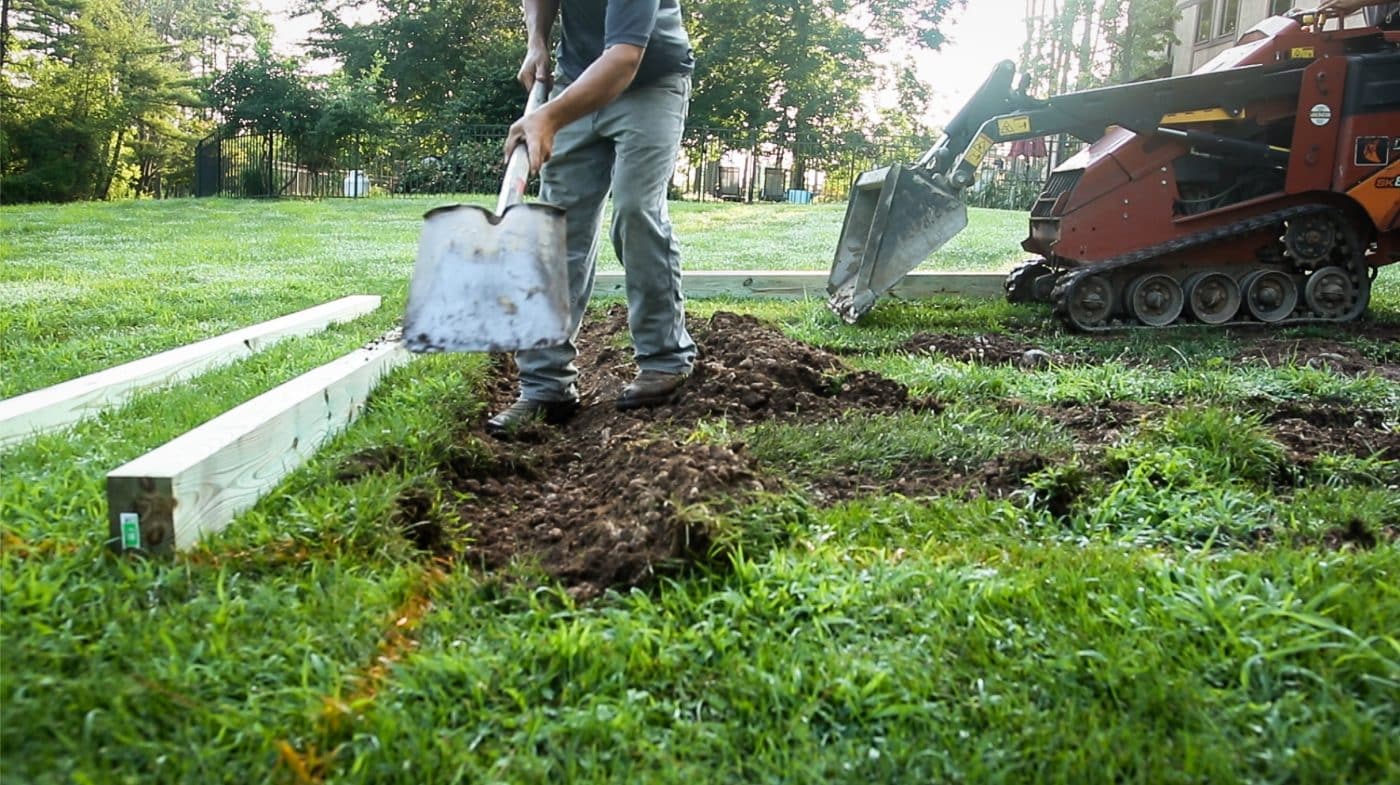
[
  {"x1": 98, "y1": 127, "x2": 126, "y2": 200},
  {"x1": 1076, "y1": 0, "x2": 1098, "y2": 89},
  {"x1": 1, "y1": 0, "x2": 12, "y2": 78}
]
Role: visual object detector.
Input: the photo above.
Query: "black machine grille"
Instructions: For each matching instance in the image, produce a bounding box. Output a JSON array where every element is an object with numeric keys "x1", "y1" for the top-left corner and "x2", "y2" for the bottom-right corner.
[{"x1": 1031, "y1": 170, "x2": 1083, "y2": 217}]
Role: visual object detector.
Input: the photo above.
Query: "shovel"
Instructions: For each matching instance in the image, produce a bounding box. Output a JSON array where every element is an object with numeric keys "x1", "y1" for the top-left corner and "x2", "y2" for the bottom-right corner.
[{"x1": 402, "y1": 82, "x2": 570, "y2": 353}]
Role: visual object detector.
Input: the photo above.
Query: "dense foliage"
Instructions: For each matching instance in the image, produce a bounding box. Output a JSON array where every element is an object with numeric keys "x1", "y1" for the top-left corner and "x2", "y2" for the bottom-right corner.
[
  {"x1": 1, "y1": 0, "x2": 265, "y2": 201},
  {"x1": 2, "y1": 0, "x2": 1180, "y2": 202},
  {"x1": 1020, "y1": 0, "x2": 1179, "y2": 95}
]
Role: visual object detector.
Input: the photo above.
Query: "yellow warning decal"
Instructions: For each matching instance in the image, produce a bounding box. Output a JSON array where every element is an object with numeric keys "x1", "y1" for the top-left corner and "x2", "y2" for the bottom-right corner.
[
  {"x1": 965, "y1": 134, "x2": 994, "y2": 168},
  {"x1": 997, "y1": 116, "x2": 1032, "y2": 136},
  {"x1": 1291, "y1": 46, "x2": 1316, "y2": 59},
  {"x1": 1162, "y1": 107, "x2": 1244, "y2": 124}
]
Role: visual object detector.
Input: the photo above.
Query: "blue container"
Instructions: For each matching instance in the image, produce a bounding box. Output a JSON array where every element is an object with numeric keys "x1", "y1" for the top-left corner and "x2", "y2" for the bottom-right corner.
[{"x1": 786, "y1": 189, "x2": 812, "y2": 204}]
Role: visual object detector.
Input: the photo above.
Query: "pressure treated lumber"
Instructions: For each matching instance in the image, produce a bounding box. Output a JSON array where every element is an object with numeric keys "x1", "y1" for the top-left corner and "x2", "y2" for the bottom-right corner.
[
  {"x1": 591, "y1": 271, "x2": 1006, "y2": 300},
  {"x1": 106, "y1": 334, "x2": 411, "y2": 554},
  {"x1": 0, "y1": 295, "x2": 383, "y2": 448}
]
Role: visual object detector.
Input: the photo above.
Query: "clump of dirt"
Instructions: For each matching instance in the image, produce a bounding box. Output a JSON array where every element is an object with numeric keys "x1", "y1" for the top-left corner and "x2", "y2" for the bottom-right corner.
[
  {"x1": 437, "y1": 438, "x2": 768, "y2": 600},
  {"x1": 1264, "y1": 403, "x2": 1400, "y2": 463},
  {"x1": 902, "y1": 332, "x2": 1066, "y2": 367},
  {"x1": 1038, "y1": 400, "x2": 1154, "y2": 447},
  {"x1": 1323, "y1": 518, "x2": 1382, "y2": 550},
  {"x1": 1232, "y1": 327, "x2": 1400, "y2": 381}
]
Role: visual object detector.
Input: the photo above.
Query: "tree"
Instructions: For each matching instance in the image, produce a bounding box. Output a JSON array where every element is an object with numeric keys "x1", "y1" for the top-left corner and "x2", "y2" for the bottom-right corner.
[
  {"x1": 2, "y1": 0, "x2": 258, "y2": 202},
  {"x1": 685, "y1": 0, "x2": 960, "y2": 189},
  {"x1": 205, "y1": 46, "x2": 389, "y2": 193},
  {"x1": 1018, "y1": 0, "x2": 1178, "y2": 97},
  {"x1": 2, "y1": 0, "x2": 199, "y2": 201},
  {"x1": 129, "y1": 0, "x2": 268, "y2": 78},
  {"x1": 309, "y1": 0, "x2": 526, "y2": 150}
]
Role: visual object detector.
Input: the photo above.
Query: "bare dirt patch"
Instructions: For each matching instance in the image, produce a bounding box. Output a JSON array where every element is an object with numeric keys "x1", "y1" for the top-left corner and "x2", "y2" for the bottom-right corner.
[
  {"x1": 1224, "y1": 322, "x2": 1400, "y2": 379},
  {"x1": 804, "y1": 450, "x2": 1052, "y2": 507},
  {"x1": 407, "y1": 308, "x2": 916, "y2": 598},
  {"x1": 900, "y1": 324, "x2": 1400, "y2": 379},
  {"x1": 1264, "y1": 403, "x2": 1400, "y2": 463},
  {"x1": 371, "y1": 309, "x2": 1398, "y2": 594}
]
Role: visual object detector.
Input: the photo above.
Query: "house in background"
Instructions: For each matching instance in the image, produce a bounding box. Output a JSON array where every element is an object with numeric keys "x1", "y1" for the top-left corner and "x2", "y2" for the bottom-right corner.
[
  {"x1": 1171, "y1": 1, "x2": 1378, "y2": 74},
  {"x1": 1172, "y1": 0, "x2": 1298, "y2": 74}
]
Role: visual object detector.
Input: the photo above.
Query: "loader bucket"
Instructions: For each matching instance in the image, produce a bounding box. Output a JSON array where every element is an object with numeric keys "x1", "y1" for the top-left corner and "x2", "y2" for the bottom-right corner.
[{"x1": 826, "y1": 164, "x2": 968, "y2": 323}]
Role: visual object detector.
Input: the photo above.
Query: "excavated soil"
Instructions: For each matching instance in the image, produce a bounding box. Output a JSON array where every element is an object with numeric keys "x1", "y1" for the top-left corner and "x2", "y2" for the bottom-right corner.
[
  {"x1": 366, "y1": 307, "x2": 1398, "y2": 596},
  {"x1": 1232, "y1": 327, "x2": 1400, "y2": 381},
  {"x1": 1265, "y1": 402, "x2": 1400, "y2": 464},
  {"x1": 404, "y1": 308, "x2": 915, "y2": 599},
  {"x1": 901, "y1": 324, "x2": 1400, "y2": 379},
  {"x1": 901, "y1": 332, "x2": 1072, "y2": 367}
]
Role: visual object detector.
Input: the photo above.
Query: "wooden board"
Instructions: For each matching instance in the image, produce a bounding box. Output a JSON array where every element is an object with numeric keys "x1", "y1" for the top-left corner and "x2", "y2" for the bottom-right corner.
[
  {"x1": 106, "y1": 335, "x2": 411, "y2": 554},
  {"x1": 591, "y1": 270, "x2": 1006, "y2": 300},
  {"x1": 0, "y1": 295, "x2": 382, "y2": 448}
]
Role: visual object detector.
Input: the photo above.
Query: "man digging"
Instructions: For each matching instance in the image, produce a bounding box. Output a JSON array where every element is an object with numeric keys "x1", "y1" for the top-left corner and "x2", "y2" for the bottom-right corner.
[{"x1": 487, "y1": 0, "x2": 697, "y2": 437}]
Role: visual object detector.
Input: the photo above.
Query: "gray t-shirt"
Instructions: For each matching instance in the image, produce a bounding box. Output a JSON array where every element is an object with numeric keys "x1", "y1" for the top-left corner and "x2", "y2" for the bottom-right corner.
[
  {"x1": 557, "y1": 0, "x2": 695, "y2": 86},
  {"x1": 1365, "y1": 2, "x2": 1400, "y2": 27}
]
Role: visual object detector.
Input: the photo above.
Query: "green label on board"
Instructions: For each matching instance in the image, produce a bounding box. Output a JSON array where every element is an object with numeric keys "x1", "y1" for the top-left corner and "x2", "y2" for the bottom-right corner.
[{"x1": 119, "y1": 513, "x2": 141, "y2": 549}]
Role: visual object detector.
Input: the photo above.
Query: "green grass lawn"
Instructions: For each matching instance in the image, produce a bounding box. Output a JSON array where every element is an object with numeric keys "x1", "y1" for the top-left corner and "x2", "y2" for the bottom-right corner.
[{"x1": 2, "y1": 197, "x2": 1398, "y2": 784}]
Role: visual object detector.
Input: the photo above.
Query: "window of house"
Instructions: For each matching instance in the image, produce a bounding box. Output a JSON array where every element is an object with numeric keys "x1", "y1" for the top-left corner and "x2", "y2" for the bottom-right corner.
[
  {"x1": 1196, "y1": 0, "x2": 1217, "y2": 42},
  {"x1": 1195, "y1": 0, "x2": 1243, "y2": 43},
  {"x1": 1270, "y1": 0, "x2": 1292, "y2": 15},
  {"x1": 1220, "y1": 0, "x2": 1240, "y2": 34}
]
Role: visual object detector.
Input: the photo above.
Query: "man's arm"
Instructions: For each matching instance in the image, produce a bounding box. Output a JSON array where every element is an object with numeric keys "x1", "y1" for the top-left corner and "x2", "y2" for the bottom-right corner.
[
  {"x1": 506, "y1": 43, "x2": 645, "y2": 173},
  {"x1": 517, "y1": 0, "x2": 558, "y2": 92}
]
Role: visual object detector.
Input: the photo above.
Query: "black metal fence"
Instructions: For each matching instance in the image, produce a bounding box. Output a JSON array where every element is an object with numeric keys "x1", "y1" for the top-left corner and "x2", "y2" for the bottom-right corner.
[
  {"x1": 194, "y1": 131, "x2": 382, "y2": 198},
  {"x1": 195, "y1": 126, "x2": 1076, "y2": 210}
]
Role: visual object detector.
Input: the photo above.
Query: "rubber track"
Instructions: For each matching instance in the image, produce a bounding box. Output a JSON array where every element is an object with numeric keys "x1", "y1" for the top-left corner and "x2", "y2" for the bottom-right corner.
[{"x1": 1049, "y1": 204, "x2": 1369, "y2": 331}]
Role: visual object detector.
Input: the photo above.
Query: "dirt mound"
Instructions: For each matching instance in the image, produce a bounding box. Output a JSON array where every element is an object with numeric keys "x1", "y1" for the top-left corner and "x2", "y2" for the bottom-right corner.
[
  {"x1": 421, "y1": 438, "x2": 768, "y2": 600},
  {"x1": 574, "y1": 309, "x2": 914, "y2": 431},
  {"x1": 375, "y1": 308, "x2": 1399, "y2": 595},
  {"x1": 1265, "y1": 403, "x2": 1400, "y2": 463},
  {"x1": 902, "y1": 332, "x2": 1062, "y2": 366},
  {"x1": 411, "y1": 308, "x2": 914, "y2": 598}
]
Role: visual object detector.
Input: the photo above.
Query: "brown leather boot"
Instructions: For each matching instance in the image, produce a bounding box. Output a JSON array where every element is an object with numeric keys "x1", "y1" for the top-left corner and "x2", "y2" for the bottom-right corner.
[
  {"x1": 616, "y1": 370, "x2": 689, "y2": 410},
  {"x1": 486, "y1": 398, "x2": 580, "y2": 438}
]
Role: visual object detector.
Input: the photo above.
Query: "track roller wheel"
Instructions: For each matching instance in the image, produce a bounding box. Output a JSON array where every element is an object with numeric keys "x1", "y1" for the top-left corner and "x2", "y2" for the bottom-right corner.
[
  {"x1": 1285, "y1": 214, "x2": 1338, "y2": 267},
  {"x1": 1241, "y1": 270, "x2": 1298, "y2": 323},
  {"x1": 1184, "y1": 272, "x2": 1241, "y2": 325},
  {"x1": 1005, "y1": 260, "x2": 1054, "y2": 304},
  {"x1": 1125, "y1": 273, "x2": 1184, "y2": 327},
  {"x1": 1063, "y1": 274, "x2": 1115, "y2": 330},
  {"x1": 1304, "y1": 266, "x2": 1356, "y2": 319}
]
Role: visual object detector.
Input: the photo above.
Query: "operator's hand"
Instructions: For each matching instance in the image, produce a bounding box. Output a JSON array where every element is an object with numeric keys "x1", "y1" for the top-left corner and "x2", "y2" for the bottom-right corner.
[
  {"x1": 504, "y1": 108, "x2": 559, "y2": 175},
  {"x1": 517, "y1": 45, "x2": 553, "y2": 93}
]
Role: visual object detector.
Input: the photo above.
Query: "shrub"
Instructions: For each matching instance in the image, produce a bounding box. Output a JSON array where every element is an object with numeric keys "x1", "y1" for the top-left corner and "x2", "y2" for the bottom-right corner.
[{"x1": 396, "y1": 139, "x2": 510, "y2": 195}]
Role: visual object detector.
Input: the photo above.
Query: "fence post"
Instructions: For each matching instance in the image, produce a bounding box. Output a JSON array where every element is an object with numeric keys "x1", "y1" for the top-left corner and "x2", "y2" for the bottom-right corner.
[{"x1": 700, "y1": 130, "x2": 709, "y2": 202}]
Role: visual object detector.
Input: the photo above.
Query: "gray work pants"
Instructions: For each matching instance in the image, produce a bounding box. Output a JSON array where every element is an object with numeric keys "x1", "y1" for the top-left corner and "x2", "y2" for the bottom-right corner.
[{"x1": 514, "y1": 72, "x2": 697, "y2": 403}]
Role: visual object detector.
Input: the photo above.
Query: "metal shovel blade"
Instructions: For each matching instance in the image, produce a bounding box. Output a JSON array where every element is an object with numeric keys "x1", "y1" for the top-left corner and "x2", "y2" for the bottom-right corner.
[
  {"x1": 826, "y1": 164, "x2": 968, "y2": 323},
  {"x1": 402, "y1": 202, "x2": 570, "y2": 353}
]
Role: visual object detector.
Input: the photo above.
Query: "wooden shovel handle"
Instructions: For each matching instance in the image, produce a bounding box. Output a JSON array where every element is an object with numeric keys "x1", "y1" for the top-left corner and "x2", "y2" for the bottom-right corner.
[{"x1": 496, "y1": 82, "x2": 550, "y2": 215}]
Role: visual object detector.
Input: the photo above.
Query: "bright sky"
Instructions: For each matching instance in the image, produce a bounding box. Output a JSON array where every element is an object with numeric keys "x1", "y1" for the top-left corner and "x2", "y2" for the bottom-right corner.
[
  {"x1": 251, "y1": 0, "x2": 1030, "y2": 123},
  {"x1": 915, "y1": 0, "x2": 1030, "y2": 124}
]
